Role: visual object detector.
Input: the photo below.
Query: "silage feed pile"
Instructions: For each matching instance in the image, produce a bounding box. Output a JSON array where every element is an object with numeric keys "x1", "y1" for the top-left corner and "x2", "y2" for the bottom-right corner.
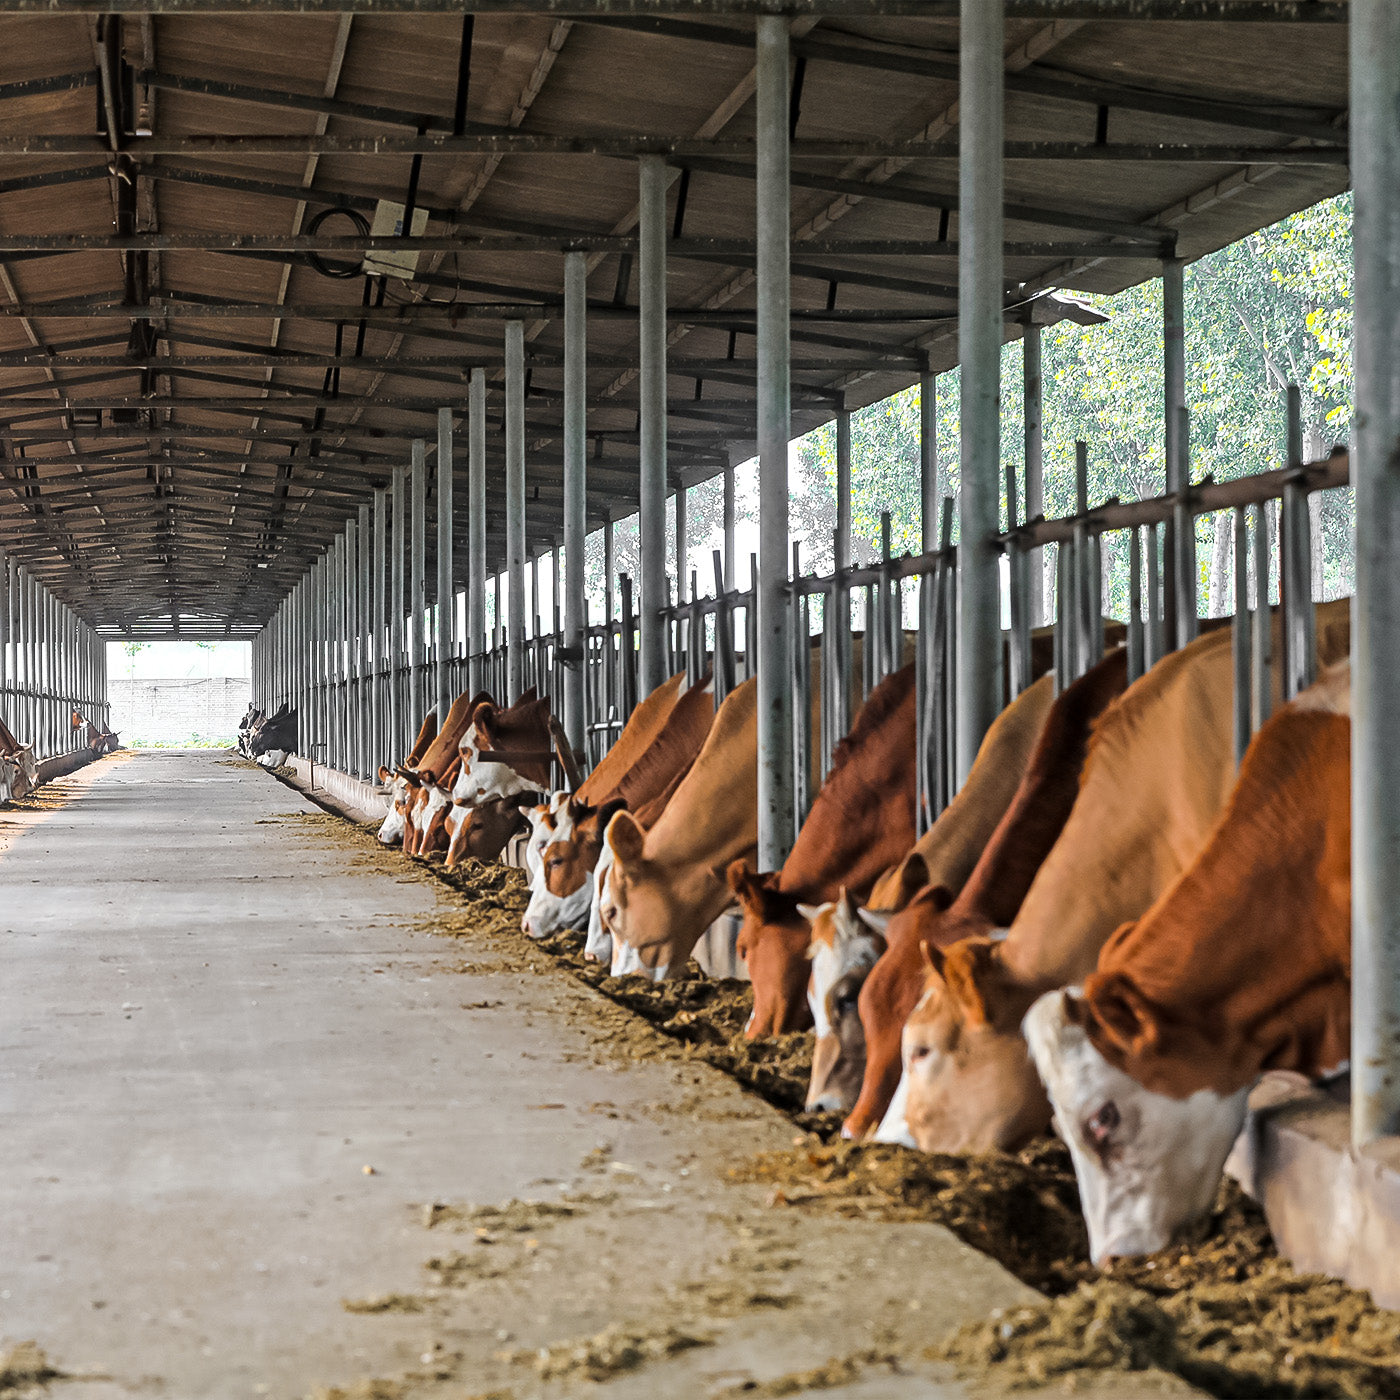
[{"x1": 308, "y1": 811, "x2": 1400, "y2": 1400}]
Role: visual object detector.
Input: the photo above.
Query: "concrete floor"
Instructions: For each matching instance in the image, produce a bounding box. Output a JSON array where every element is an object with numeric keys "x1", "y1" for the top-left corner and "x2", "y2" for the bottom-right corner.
[{"x1": 0, "y1": 751, "x2": 1199, "y2": 1400}]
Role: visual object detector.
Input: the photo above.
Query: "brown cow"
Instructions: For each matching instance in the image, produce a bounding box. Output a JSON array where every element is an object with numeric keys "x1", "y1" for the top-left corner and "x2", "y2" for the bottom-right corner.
[
  {"x1": 376, "y1": 710, "x2": 440, "y2": 845},
  {"x1": 861, "y1": 647, "x2": 1129, "y2": 1147},
  {"x1": 445, "y1": 789, "x2": 546, "y2": 867},
  {"x1": 401, "y1": 690, "x2": 491, "y2": 853},
  {"x1": 898, "y1": 600, "x2": 1351, "y2": 1156},
  {"x1": 729, "y1": 663, "x2": 918, "y2": 1038},
  {"x1": 523, "y1": 676, "x2": 717, "y2": 944},
  {"x1": 602, "y1": 677, "x2": 759, "y2": 979},
  {"x1": 840, "y1": 671, "x2": 1057, "y2": 1139},
  {"x1": 1026, "y1": 674, "x2": 1351, "y2": 1261}
]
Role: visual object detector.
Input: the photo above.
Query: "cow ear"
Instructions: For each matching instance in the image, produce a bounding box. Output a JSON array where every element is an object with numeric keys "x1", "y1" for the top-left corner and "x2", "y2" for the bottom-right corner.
[
  {"x1": 896, "y1": 851, "x2": 929, "y2": 907},
  {"x1": 606, "y1": 810, "x2": 646, "y2": 864},
  {"x1": 918, "y1": 938, "x2": 947, "y2": 981},
  {"x1": 473, "y1": 704, "x2": 497, "y2": 746},
  {"x1": 400, "y1": 768, "x2": 423, "y2": 789},
  {"x1": 726, "y1": 859, "x2": 755, "y2": 897},
  {"x1": 377, "y1": 765, "x2": 391, "y2": 783},
  {"x1": 941, "y1": 940, "x2": 1010, "y2": 1029},
  {"x1": 1085, "y1": 971, "x2": 1161, "y2": 1058},
  {"x1": 519, "y1": 685, "x2": 537, "y2": 703},
  {"x1": 919, "y1": 883, "x2": 955, "y2": 915},
  {"x1": 597, "y1": 797, "x2": 628, "y2": 830},
  {"x1": 795, "y1": 902, "x2": 825, "y2": 925},
  {"x1": 856, "y1": 906, "x2": 894, "y2": 936}
]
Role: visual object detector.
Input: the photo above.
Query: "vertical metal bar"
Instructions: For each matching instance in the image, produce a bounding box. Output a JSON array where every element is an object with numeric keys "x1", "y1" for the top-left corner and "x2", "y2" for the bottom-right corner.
[
  {"x1": 1282, "y1": 383, "x2": 1317, "y2": 700},
  {"x1": 390, "y1": 465, "x2": 405, "y2": 752},
  {"x1": 1173, "y1": 406, "x2": 1198, "y2": 650},
  {"x1": 956, "y1": 0, "x2": 1004, "y2": 785},
  {"x1": 1023, "y1": 322, "x2": 1045, "y2": 627},
  {"x1": 756, "y1": 12, "x2": 794, "y2": 869},
  {"x1": 638, "y1": 154, "x2": 669, "y2": 699},
  {"x1": 1005, "y1": 463, "x2": 1030, "y2": 697},
  {"x1": 467, "y1": 367, "x2": 487, "y2": 699},
  {"x1": 1232, "y1": 505, "x2": 1252, "y2": 764},
  {"x1": 1127, "y1": 526, "x2": 1144, "y2": 682},
  {"x1": 791, "y1": 544, "x2": 812, "y2": 835},
  {"x1": 1145, "y1": 523, "x2": 1165, "y2": 669},
  {"x1": 1250, "y1": 501, "x2": 1272, "y2": 734},
  {"x1": 436, "y1": 406, "x2": 455, "y2": 720},
  {"x1": 1350, "y1": 0, "x2": 1400, "y2": 1145},
  {"x1": 409, "y1": 440, "x2": 427, "y2": 725},
  {"x1": 1162, "y1": 257, "x2": 1187, "y2": 645},
  {"x1": 358, "y1": 506, "x2": 373, "y2": 777},
  {"x1": 920, "y1": 366, "x2": 937, "y2": 551},
  {"x1": 373, "y1": 487, "x2": 387, "y2": 770},
  {"x1": 563, "y1": 250, "x2": 588, "y2": 754},
  {"x1": 835, "y1": 407, "x2": 851, "y2": 573},
  {"x1": 506, "y1": 320, "x2": 527, "y2": 702},
  {"x1": 1074, "y1": 441, "x2": 1091, "y2": 678},
  {"x1": 722, "y1": 465, "x2": 736, "y2": 589}
]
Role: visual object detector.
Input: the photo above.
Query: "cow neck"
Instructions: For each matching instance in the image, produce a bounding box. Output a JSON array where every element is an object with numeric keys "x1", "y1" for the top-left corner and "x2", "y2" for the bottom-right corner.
[
  {"x1": 1084, "y1": 709, "x2": 1351, "y2": 1098},
  {"x1": 914, "y1": 672, "x2": 1056, "y2": 897},
  {"x1": 1000, "y1": 630, "x2": 1240, "y2": 992},
  {"x1": 642, "y1": 677, "x2": 758, "y2": 871},
  {"x1": 614, "y1": 678, "x2": 716, "y2": 814},
  {"x1": 954, "y1": 649, "x2": 1129, "y2": 929},
  {"x1": 578, "y1": 670, "x2": 685, "y2": 805},
  {"x1": 775, "y1": 664, "x2": 918, "y2": 903}
]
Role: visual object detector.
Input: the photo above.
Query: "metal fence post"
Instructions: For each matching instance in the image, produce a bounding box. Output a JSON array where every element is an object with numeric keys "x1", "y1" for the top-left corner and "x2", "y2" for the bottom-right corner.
[
  {"x1": 956, "y1": 0, "x2": 1005, "y2": 786},
  {"x1": 638, "y1": 154, "x2": 669, "y2": 700},
  {"x1": 436, "y1": 406, "x2": 455, "y2": 720},
  {"x1": 1350, "y1": 0, "x2": 1400, "y2": 1145},
  {"x1": 468, "y1": 366, "x2": 487, "y2": 700},
  {"x1": 755, "y1": 12, "x2": 794, "y2": 870},
  {"x1": 506, "y1": 320, "x2": 527, "y2": 702},
  {"x1": 409, "y1": 440, "x2": 427, "y2": 727}
]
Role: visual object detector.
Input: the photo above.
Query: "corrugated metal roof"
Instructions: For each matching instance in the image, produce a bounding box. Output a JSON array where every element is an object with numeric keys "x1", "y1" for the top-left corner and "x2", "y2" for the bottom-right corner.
[{"x1": 0, "y1": 3, "x2": 1348, "y2": 637}]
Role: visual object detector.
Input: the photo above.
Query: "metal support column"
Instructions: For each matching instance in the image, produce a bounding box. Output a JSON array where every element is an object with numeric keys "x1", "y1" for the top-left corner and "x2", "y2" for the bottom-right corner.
[
  {"x1": 468, "y1": 366, "x2": 487, "y2": 698},
  {"x1": 638, "y1": 154, "x2": 669, "y2": 700},
  {"x1": 390, "y1": 465, "x2": 405, "y2": 753},
  {"x1": 755, "y1": 13, "x2": 794, "y2": 866},
  {"x1": 563, "y1": 250, "x2": 588, "y2": 754},
  {"x1": 1351, "y1": 0, "x2": 1400, "y2": 1146},
  {"x1": 373, "y1": 487, "x2": 388, "y2": 771},
  {"x1": 1163, "y1": 257, "x2": 1188, "y2": 648},
  {"x1": 1023, "y1": 324, "x2": 1045, "y2": 626},
  {"x1": 955, "y1": 0, "x2": 1004, "y2": 786},
  {"x1": 409, "y1": 439, "x2": 427, "y2": 725},
  {"x1": 506, "y1": 320, "x2": 527, "y2": 702},
  {"x1": 436, "y1": 406, "x2": 455, "y2": 718}
]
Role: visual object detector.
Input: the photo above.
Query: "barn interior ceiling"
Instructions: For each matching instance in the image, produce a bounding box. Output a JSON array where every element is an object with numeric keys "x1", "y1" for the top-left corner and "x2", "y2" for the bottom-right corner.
[{"x1": 0, "y1": 0, "x2": 1348, "y2": 638}]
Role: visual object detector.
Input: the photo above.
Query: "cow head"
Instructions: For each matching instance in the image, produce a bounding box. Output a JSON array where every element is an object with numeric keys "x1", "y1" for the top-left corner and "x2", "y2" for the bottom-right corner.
[
  {"x1": 0, "y1": 744, "x2": 34, "y2": 801},
  {"x1": 602, "y1": 810, "x2": 700, "y2": 981},
  {"x1": 522, "y1": 799, "x2": 626, "y2": 939},
  {"x1": 522, "y1": 791, "x2": 572, "y2": 881},
  {"x1": 729, "y1": 862, "x2": 815, "y2": 1037},
  {"x1": 455, "y1": 701, "x2": 547, "y2": 808},
  {"x1": 838, "y1": 853, "x2": 945, "y2": 1139},
  {"x1": 1024, "y1": 988, "x2": 1249, "y2": 1263},
  {"x1": 803, "y1": 890, "x2": 886, "y2": 1113},
  {"x1": 414, "y1": 760, "x2": 461, "y2": 856},
  {"x1": 375, "y1": 766, "x2": 413, "y2": 845},
  {"x1": 445, "y1": 790, "x2": 539, "y2": 868},
  {"x1": 584, "y1": 845, "x2": 615, "y2": 964},
  {"x1": 896, "y1": 935, "x2": 1049, "y2": 1153}
]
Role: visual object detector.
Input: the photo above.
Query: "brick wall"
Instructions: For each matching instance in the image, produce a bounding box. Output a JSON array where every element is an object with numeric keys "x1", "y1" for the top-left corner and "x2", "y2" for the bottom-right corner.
[{"x1": 109, "y1": 676, "x2": 251, "y2": 745}]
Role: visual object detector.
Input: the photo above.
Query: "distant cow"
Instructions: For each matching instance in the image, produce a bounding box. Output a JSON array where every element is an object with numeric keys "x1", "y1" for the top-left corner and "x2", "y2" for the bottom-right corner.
[
  {"x1": 0, "y1": 716, "x2": 37, "y2": 801},
  {"x1": 248, "y1": 704, "x2": 298, "y2": 767}
]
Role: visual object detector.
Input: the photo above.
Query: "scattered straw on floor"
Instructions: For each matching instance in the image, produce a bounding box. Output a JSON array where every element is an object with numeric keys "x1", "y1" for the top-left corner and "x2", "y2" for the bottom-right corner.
[
  {"x1": 0, "y1": 1342, "x2": 60, "y2": 1396},
  {"x1": 509, "y1": 1321, "x2": 711, "y2": 1382}
]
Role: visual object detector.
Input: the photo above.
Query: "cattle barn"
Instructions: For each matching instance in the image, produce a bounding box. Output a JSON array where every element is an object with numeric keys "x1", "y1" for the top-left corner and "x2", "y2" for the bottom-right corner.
[{"x1": 1, "y1": 2, "x2": 1397, "y2": 1395}]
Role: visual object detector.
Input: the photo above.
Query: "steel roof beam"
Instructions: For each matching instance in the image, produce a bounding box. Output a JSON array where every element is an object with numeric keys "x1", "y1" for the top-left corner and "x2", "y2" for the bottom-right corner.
[{"x1": 0, "y1": 2, "x2": 1347, "y2": 18}]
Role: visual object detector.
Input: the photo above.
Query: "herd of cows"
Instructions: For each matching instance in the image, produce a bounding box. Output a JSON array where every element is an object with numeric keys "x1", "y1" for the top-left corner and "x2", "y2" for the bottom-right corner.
[
  {"x1": 358, "y1": 596, "x2": 1352, "y2": 1267},
  {"x1": 0, "y1": 709, "x2": 117, "y2": 801},
  {"x1": 237, "y1": 703, "x2": 300, "y2": 765}
]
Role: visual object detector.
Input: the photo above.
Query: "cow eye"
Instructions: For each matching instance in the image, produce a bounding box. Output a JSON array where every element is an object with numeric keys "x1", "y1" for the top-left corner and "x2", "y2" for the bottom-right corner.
[
  {"x1": 1085, "y1": 1101, "x2": 1120, "y2": 1149},
  {"x1": 834, "y1": 991, "x2": 859, "y2": 1016},
  {"x1": 908, "y1": 1042, "x2": 931, "y2": 1064}
]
